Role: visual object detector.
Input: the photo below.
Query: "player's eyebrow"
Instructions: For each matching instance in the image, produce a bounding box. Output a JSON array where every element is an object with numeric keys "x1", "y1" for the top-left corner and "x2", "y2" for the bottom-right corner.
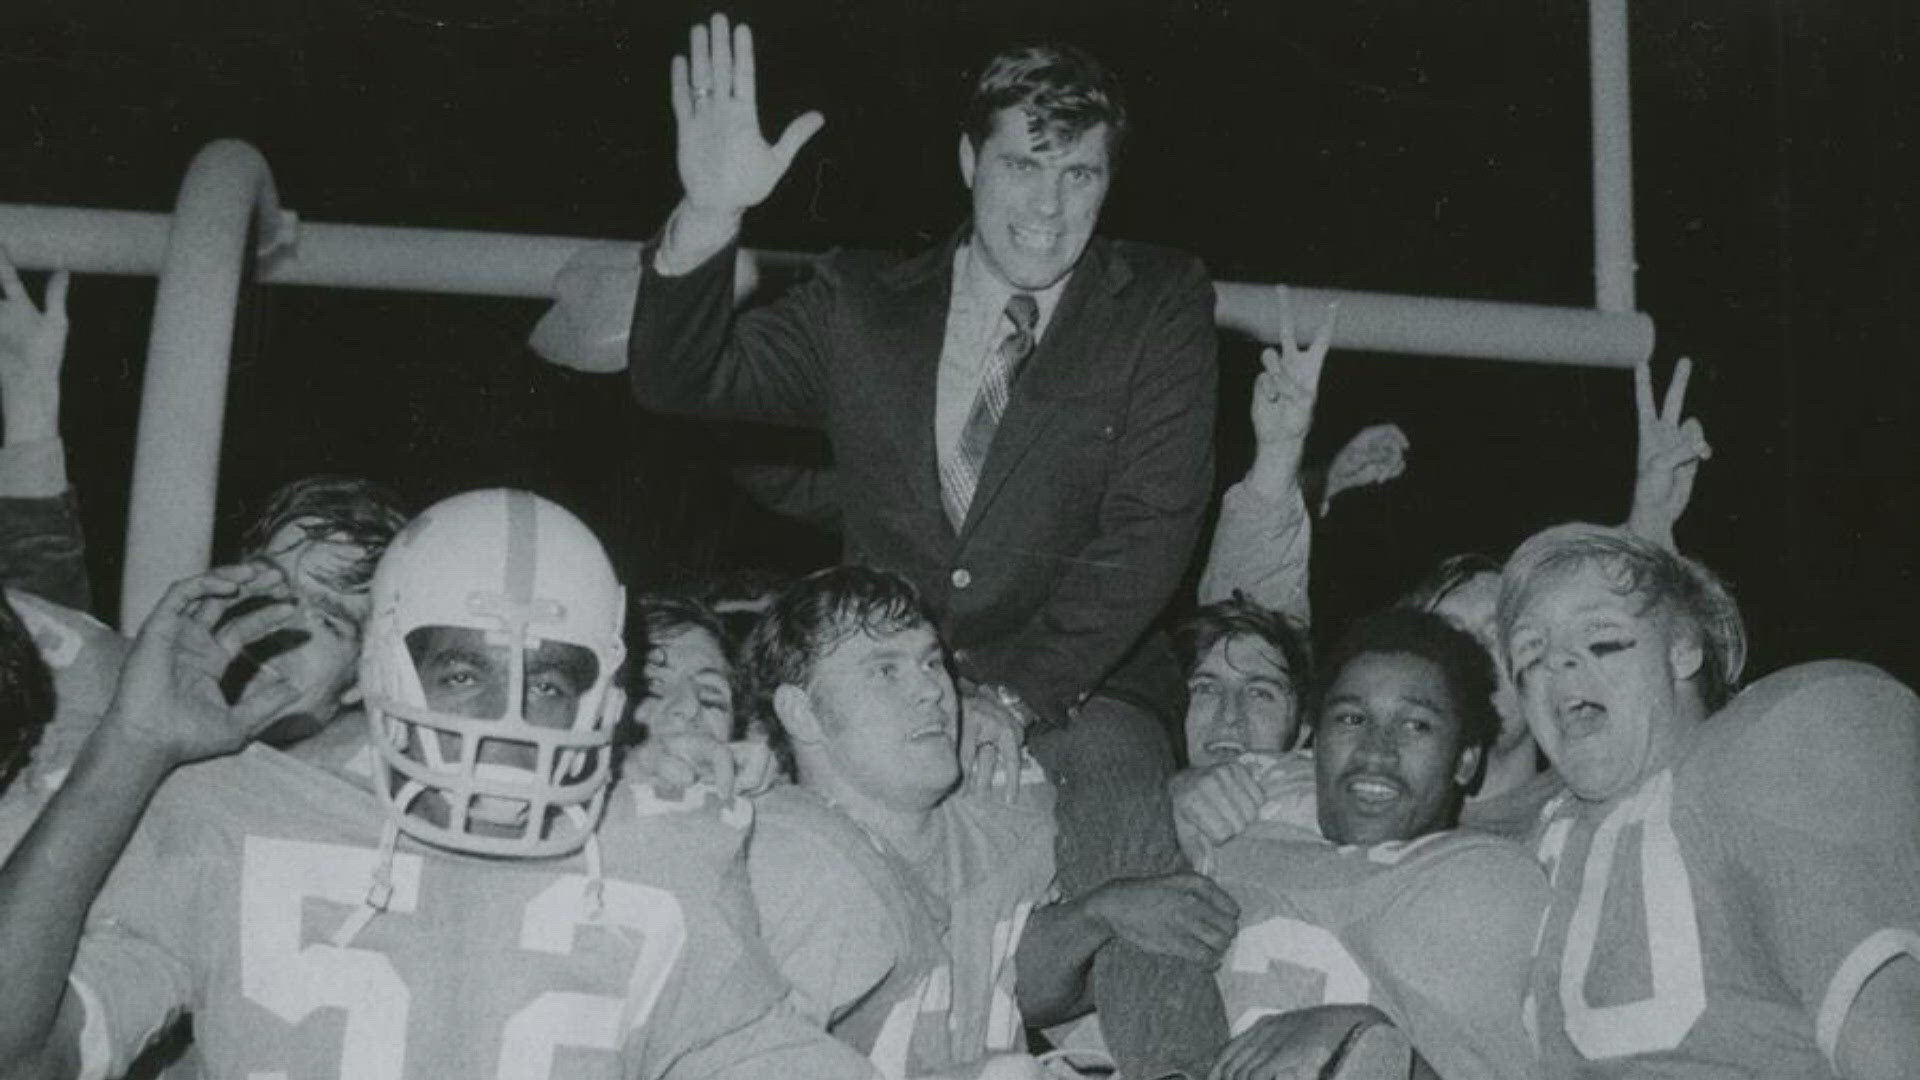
[{"x1": 1397, "y1": 693, "x2": 1448, "y2": 715}]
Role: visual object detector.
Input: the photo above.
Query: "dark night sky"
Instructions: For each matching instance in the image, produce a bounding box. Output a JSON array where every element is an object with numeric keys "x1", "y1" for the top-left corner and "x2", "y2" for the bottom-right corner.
[{"x1": 4, "y1": 0, "x2": 1916, "y2": 686}]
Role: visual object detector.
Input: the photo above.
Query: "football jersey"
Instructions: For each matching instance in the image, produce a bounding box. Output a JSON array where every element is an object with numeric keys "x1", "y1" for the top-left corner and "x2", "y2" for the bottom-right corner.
[
  {"x1": 1206, "y1": 821, "x2": 1548, "y2": 1080},
  {"x1": 1528, "y1": 661, "x2": 1920, "y2": 1079},
  {"x1": 69, "y1": 740, "x2": 875, "y2": 1080},
  {"x1": 748, "y1": 785, "x2": 1056, "y2": 1078},
  {"x1": 0, "y1": 589, "x2": 129, "y2": 859}
]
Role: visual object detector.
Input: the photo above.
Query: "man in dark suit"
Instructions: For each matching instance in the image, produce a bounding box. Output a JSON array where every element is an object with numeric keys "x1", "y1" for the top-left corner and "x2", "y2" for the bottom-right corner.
[{"x1": 628, "y1": 16, "x2": 1228, "y2": 1076}]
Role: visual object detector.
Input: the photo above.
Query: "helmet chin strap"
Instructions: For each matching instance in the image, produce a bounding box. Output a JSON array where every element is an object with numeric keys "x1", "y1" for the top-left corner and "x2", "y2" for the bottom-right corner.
[{"x1": 332, "y1": 786, "x2": 605, "y2": 951}]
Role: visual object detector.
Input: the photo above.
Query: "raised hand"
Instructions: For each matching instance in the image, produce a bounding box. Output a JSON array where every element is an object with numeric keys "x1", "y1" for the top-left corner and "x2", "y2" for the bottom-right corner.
[
  {"x1": 671, "y1": 14, "x2": 825, "y2": 217},
  {"x1": 1250, "y1": 285, "x2": 1338, "y2": 450},
  {"x1": 105, "y1": 564, "x2": 303, "y2": 767},
  {"x1": 0, "y1": 247, "x2": 69, "y2": 445},
  {"x1": 1626, "y1": 357, "x2": 1711, "y2": 550},
  {"x1": 1320, "y1": 423, "x2": 1410, "y2": 515}
]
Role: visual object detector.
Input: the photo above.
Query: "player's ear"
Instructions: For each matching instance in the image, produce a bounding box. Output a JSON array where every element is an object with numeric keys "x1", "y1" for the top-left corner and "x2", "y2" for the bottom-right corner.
[
  {"x1": 773, "y1": 683, "x2": 823, "y2": 745},
  {"x1": 1452, "y1": 744, "x2": 1483, "y2": 790},
  {"x1": 958, "y1": 133, "x2": 977, "y2": 190},
  {"x1": 1668, "y1": 631, "x2": 1705, "y2": 684}
]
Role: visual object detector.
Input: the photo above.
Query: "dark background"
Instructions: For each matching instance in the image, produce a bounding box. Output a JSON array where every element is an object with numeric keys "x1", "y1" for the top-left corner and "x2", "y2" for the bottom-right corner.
[{"x1": 4, "y1": 0, "x2": 1915, "y2": 686}]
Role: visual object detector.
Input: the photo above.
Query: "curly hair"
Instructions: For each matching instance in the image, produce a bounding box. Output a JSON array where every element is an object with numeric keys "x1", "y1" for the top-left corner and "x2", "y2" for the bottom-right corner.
[{"x1": 238, "y1": 476, "x2": 410, "y2": 598}]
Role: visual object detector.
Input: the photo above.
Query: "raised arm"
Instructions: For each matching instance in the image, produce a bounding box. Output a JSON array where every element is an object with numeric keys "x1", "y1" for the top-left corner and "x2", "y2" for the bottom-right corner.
[
  {"x1": 1624, "y1": 357, "x2": 1711, "y2": 550},
  {"x1": 0, "y1": 565, "x2": 300, "y2": 1080},
  {"x1": 654, "y1": 14, "x2": 825, "y2": 275},
  {"x1": 628, "y1": 15, "x2": 838, "y2": 426},
  {"x1": 1197, "y1": 286, "x2": 1337, "y2": 624},
  {"x1": 0, "y1": 250, "x2": 88, "y2": 611}
]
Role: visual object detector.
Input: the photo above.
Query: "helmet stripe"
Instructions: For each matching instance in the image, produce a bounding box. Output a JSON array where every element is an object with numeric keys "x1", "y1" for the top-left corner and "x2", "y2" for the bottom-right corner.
[{"x1": 504, "y1": 489, "x2": 540, "y2": 605}]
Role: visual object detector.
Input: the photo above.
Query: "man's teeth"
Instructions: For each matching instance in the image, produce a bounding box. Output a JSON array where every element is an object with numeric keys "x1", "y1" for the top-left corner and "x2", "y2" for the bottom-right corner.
[
  {"x1": 1011, "y1": 225, "x2": 1058, "y2": 250},
  {"x1": 1348, "y1": 777, "x2": 1401, "y2": 802}
]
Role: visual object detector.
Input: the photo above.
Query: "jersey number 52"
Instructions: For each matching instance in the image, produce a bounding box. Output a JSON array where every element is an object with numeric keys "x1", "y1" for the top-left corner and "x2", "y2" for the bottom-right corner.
[{"x1": 239, "y1": 836, "x2": 685, "y2": 1080}]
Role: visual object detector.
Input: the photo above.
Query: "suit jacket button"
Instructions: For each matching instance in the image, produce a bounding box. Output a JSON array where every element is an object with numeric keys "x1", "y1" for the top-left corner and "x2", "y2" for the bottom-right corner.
[{"x1": 951, "y1": 568, "x2": 972, "y2": 589}]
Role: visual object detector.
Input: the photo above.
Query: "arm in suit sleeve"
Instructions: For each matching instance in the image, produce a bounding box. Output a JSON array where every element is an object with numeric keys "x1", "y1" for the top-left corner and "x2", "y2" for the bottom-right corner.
[
  {"x1": 965, "y1": 260, "x2": 1219, "y2": 722},
  {"x1": 628, "y1": 239, "x2": 834, "y2": 429}
]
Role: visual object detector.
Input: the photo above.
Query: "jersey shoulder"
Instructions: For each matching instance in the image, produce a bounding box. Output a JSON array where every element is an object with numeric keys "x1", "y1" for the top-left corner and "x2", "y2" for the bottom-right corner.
[
  {"x1": 750, "y1": 786, "x2": 903, "y2": 904},
  {"x1": 940, "y1": 790, "x2": 1057, "y2": 899},
  {"x1": 1680, "y1": 660, "x2": 1920, "y2": 836},
  {"x1": 1372, "y1": 831, "x2": 1550, "y2": 925}
]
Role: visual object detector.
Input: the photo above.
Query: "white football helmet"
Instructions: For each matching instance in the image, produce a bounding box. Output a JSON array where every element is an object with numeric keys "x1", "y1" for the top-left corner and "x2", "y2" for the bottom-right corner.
[{"x1": 361, "y1": 488, "x2": 627, "y2": 858}]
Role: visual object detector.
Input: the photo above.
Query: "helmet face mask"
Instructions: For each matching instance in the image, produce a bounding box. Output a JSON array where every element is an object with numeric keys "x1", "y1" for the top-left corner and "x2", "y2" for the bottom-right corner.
[{"x1": 361, "y1": 489, "x2": 627, "y2": 858}]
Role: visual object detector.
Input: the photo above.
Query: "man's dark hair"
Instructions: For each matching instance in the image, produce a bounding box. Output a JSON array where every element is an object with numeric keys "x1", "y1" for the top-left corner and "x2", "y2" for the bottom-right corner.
[
  {"x1": 631, "y1": 593, "x2": 734, "y2": 722},
  {"x1": 1175, "y1": 594, "x2": 1312, "y2": 714},
  {"x1": 739, "y1": 566, "x2": 933, "y2": 779},
  {"x1": 1314, "y1": 608, "x2": 1501, "y2": 767},
  {"x1": 238, "y1": 476, "x2": 410, "y2": 596},
  {"x1": 0, "y1": 593, "x2": 55, "y2": 792},
  {"x1": 965, "y1": 44, "x2": 1128, "y2": 165},
  {"x1": 1400, "y1": 553, "x2": 1502, "y2": 614}
]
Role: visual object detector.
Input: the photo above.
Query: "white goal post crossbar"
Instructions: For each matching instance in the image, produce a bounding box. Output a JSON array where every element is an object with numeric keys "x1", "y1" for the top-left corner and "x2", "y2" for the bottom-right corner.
[{"x1": 0, "y1": 1, "x2": 1644, "y2": 629}]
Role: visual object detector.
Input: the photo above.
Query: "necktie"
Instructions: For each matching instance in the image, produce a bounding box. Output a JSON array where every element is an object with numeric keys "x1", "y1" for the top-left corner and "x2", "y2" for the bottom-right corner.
[{"x1": 942, "y1": 292, "x2": 1039, "y2": 530}]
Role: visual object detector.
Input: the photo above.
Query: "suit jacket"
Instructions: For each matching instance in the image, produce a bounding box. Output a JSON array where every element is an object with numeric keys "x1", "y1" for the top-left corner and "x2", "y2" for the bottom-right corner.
[{"x1": 629, "y1": 231, "x2": 1218, "y2": 725}]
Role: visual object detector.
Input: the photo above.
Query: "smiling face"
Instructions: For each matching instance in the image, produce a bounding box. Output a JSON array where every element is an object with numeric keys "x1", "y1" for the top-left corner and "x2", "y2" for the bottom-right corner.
[
  {"x1": 636, "y1": 625, "x2": 734, "y2": 744},
  {"x1": 1504, "y1": 563, "x2": 1701, "y2": 804},
  {"x1": 959, "y1": 106, "x2": 1111, "y2": 291},
  {"x1": 1314, "y1": 651, "x2": 1480, "y2": 846},
  {"x1": 800, "y1": 621, "x2": 959, "y2": 812},
  {"x1": 1184, "y1": 633, "x2": 1300, "y2": 767}
]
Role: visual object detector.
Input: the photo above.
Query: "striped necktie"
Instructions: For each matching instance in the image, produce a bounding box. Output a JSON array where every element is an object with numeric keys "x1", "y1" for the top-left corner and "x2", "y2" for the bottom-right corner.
[{"x1": 941, "y1": 292, "x2": 1039, "y2": 530}]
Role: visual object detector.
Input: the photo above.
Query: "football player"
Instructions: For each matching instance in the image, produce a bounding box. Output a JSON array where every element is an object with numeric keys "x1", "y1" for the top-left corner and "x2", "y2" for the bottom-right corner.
[
  {"x1": 1205, "y1": 608, "x2": 1548, "y2": 1080},
  {"x1": 0, "y1": 488, "x2": 881, "y2": 1080},
  {"x1": 0, "y1": 477, "x2": 407, "y2": 862},
  {"x1": 1167, "y1": 597, "x2": 1318, "y2": 857},
  {"x1": 735, "y1": 566, "x2": 1231, "y2": 1078},
  {"x1": 1502, "y1": 522, "x2": 1920, "y2": 1079}
]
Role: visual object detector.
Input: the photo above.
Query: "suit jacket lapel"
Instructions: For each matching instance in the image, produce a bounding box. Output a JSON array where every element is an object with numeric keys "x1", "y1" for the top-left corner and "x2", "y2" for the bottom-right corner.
[
  {"x1": 875, "y1": 236, "x2": 963, "y2": 540},
  {"x1": 960, "y1": 238, "x2": 1134, "y2": 540}
]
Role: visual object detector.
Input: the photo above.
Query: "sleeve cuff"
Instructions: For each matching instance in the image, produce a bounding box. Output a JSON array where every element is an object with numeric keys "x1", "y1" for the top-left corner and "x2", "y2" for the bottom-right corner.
[
  {"x1": 0, "y1": 437, "x2": 69, "y2": 498},
  {"x1": 1816, "y1": 927, "x2": 1920, "y2": 1069}
]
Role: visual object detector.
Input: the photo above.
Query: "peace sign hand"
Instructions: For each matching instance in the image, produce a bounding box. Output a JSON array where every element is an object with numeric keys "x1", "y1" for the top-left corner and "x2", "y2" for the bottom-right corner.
[
  {"x1": 0, "y1": 246, "x2": 69, "y2": 444},
  {"x1": 671, "y1": 14, "x2": 825, "y2": 217},
  {"x1": 1250, "y1": 285, "x2": 1339, "y2": 450},
  {"x1": 1626, "y1": 357, "x2": 1712, "y2": 550}
]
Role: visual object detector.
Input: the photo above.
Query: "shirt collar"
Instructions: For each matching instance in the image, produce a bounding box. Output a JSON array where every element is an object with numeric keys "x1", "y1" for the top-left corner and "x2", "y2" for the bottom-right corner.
[{"x1": 954, "y1": 241, "x2": 1070, "y2": 343}]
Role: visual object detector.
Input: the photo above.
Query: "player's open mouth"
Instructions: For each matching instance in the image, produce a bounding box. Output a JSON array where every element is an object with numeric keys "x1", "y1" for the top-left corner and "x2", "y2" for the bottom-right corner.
[
  {"x1": 1556, "y1": 698, "x2": 1607, "y2": 738},
  {"x1": 1205, "y1": 740, "x2": 1247, "y2": 759},
  {"x1": 1343, "y1": 774, "x2": 1404, "y2": 805}
]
